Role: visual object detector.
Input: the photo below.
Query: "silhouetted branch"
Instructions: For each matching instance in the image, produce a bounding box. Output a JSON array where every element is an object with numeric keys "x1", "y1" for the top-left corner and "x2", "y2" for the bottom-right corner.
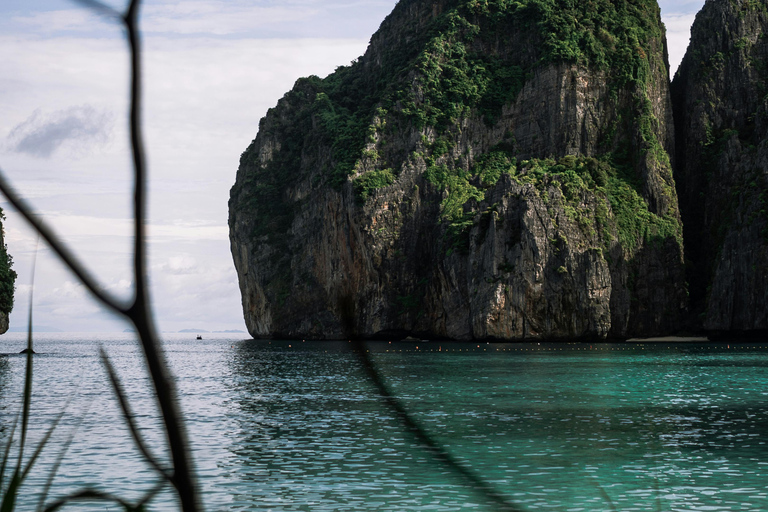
[
  {"x1": 119, "y1": 3, "x2": 199, "y2": 507},
  {"x1": 0, "y1": 413, "x2": 19, "y2": 489},
  {"x1": 0, "y1": 174, "x2": 126, "y2": 314},
  {"x1": 100, "y1": 348, "x2": 173, "y2": 479},
  {"x1": 18, "y1": 246, "x2": 38, "y2": 468},
  {"x1": 68, "y1": 0, "x2": 121, "y2": 20},
  {"x1": 588, "y1": 476, "x2": 618, "y2": 512},
  {"x1": 20, "y1": 406, "x2": 70, "y2": 482},
  {"x1": 42, "y1": 488, "x2": 140, "y2": 512},
  {"x1": 354, "y1": 341, "x2": 526, "y2": 512},
  {"x1": 36, "y1": 404, "x2": 90, "y2": 512},
  {"x1": 42, "y1": 477, "x2": 166, "y2": 512},
  {"x1": 0, "y1": 0, "x2": 201, "y2": 509},
  {"x1": 338, "y1": 296, "x2": 524, "y2": 511}
]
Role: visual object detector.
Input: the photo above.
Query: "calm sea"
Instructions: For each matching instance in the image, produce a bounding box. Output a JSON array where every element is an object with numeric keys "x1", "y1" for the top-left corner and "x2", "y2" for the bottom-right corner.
[{"x1": 1, "y1": 333, "x2": 768, "y2": 511}]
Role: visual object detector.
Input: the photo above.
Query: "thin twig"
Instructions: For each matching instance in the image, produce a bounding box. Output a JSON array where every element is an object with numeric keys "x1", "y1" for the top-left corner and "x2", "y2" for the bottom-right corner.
[
  {"x1": 20, "y1": 402, "x2": 72, "y2": 482},
  {"x1": 43, "y1": 481, "x2": 165, "y2": 512},
  {"x1": 0, "y1": 0, "x2": 201, "y2": 508},
  {"x1": 42, "y1": 488, "x2": 136, "y2": 512},
  {"x1": 136, "y1": 478, "x2": 169, "y2": 508},
  {"x1": 354, "y1": 340, "x2": 526, "y2": 512},
  {"x1": 99, "y1": 348, "x2": 173, "y2": 480},
  {"x1": 588, "y1": 476, "x2": 618, "y2": 512},
  {"x1": 67, "y1": 0, "x2": 121, "y2": 19},
  {"x1": 120, "y1": 1, "x2": 200, "y2": 508},
  {"x1": 36, "y1": 400, "x2": 91, "y2": 512},
  {"x1": 338, "y1": 295, "x2": 524, "y2": 511},
  {"x1": 17, "y1": 239, "x2": 38, "y2": 468},
  {"x1": 0, "y1": 174, "x2": 126, "y2": 315},
  {"x1": 0, "y1": 412, "x2": 20, "y2": 490}
]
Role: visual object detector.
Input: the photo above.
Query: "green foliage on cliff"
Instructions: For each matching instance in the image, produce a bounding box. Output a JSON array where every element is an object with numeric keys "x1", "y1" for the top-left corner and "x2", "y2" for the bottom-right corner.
[
  {"x1": 263, "y1": 0, "x2": 667, "y2": 198},
  {"x1": 400, "y1": 0, "x2": 665, "y2": 129},
  {"x1": 398, "y1": 13, "x2": 528, "y2": 130},
  {"x1": 354, "y1": 168, "x2": 396, "y2": 202},
  {"x1": 466, "y1": 153, "x2": 682, "y2": 251},
  {"x1": 357, "y1": 0, "x2": 668, "y2": 200},
  {"x1": 530, "y1": 0, "x2": 663, "y2": 85},
  {"x1": 235, "y1": 0, "x2": 678, "y2": 256}
]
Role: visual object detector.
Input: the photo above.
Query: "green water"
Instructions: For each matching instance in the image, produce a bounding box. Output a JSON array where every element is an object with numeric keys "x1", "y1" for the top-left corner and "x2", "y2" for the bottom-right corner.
[
  {"x1": 2, "y1": 335, "x2": 768, "y2": 511},
  {"x1": 229, "y1": 340, "x2": 768, "y2": 511}
]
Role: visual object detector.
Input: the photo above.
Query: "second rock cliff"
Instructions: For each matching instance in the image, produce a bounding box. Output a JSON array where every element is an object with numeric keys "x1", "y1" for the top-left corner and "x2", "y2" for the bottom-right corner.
[{"x1": 672, "y1": 0, "x2": 768, "y2": 336}]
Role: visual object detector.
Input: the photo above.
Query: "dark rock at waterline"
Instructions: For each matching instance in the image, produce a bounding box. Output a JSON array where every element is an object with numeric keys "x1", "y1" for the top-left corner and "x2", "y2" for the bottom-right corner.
[
  {"x1": 19, "y1": 348, "x2": 36, "y2": 354},
  {"x1": 229, "y1": 0, "x2": 688, "y2": 341}
]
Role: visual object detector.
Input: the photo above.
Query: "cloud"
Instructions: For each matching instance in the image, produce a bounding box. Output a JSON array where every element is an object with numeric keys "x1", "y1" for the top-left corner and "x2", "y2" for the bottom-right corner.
[
  {"x1": 139, "y1": 0, "x2": 396, "y2": 36},
  {"x1": 148, "y1": 223, "x2": 230, "y2": 242},
  {"x1": 149, "y1": 251, "x2": 244, "y2": 329},
  {"x1": 6, "y1": 105, "x2": 113, "y2": 158},
  {"x1": 10, "y1": 9, "x2": 112, "y2": 34},
  {"x1": 142, "y1": 2, "x2": 318, "y2": 35},
  {"x1": 158, "y1": 255, "x2": 200, "y2": 275}
]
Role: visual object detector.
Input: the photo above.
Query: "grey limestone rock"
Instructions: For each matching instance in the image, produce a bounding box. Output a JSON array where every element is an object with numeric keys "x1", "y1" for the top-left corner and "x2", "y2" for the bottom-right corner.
[
  {"x1": 672, "y1": 0, "x2": 768, "y2": 334},
  {"x1": 229, "y1": 0, "x2": 688, "y2": 340}
]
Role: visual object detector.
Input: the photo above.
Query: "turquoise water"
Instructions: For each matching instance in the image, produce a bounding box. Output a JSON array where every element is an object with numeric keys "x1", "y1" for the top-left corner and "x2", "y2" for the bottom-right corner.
[{"x1": 1, "y1": 334, "x2": 768, "y2": 511}]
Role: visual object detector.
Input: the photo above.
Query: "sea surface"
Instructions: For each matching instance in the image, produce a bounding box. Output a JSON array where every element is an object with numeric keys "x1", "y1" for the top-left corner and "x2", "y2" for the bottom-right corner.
[{"x1": 1, "y1": 333, "x2": 768, "y2": 511}]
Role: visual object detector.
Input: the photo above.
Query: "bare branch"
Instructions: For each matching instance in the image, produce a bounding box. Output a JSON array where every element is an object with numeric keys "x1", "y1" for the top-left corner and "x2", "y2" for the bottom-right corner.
[
  {"x1": 2, "y1": 0, "x2": 202, "y2": 509},
  {"x1": 125, "y1": 0, "x2": 149, "y2": 304},
  {"x1": 354, "y1": 340, "x2": 526, "y2": 512},
  {"x1": 0, "y1": 411, "x2": 20, "y2": 489},
  {"x1": 120, "y1": 1, "x2": 201, "y2": 509},
  {"x1": 67, "y1": 0, "x2": 121, "y2": 20},
  {"x1": 42, "y1": 488, "x2": 135, "y2": 512},
  {"x1": 136, "y1": 478, "x2": 169, "y2": 508},
  {"x1": 0, "y1": 172, "x2": 128, "y2": 315},
  {"x1": 100, "y1": 348, "x2": 173, "y2": 480},
  {"x1": 36, "y1": 400, "x2": 91, "y2": 512}
]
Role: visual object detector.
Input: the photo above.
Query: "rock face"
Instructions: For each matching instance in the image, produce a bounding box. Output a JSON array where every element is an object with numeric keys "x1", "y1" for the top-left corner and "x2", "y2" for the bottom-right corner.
[
  {"x1": 672, "y1": 0, "x2": 768, "y2": 335},
  {"x1": 229, "y1": 0, "x2": 687, "y2": 340},
  {"x1": 0, "y1": 217, "x2": 15, "y2": 335}
]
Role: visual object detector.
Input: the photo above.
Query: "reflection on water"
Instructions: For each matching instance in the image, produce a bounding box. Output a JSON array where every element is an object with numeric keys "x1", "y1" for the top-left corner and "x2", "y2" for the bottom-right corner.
[
  {"x1": 226, "y1": 342, "x2": 471, "y2": 511},
  {"x1": 0, "y1": 335, "x2": 767, "y2": 511},
  {"x1": 226, "y1": 341, "x2": 768, "y2": 511}
]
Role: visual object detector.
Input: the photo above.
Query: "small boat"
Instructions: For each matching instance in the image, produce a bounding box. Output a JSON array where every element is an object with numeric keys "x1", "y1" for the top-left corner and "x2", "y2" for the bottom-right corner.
[{"x1": 196, "y1": 335, "x2": 202, "y2": 340}]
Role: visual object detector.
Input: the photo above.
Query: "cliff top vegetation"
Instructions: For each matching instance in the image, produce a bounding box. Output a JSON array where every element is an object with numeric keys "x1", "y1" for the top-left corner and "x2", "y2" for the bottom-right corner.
[{"x1": 233, "y1": 0, "x2": 679, "y2": 253}]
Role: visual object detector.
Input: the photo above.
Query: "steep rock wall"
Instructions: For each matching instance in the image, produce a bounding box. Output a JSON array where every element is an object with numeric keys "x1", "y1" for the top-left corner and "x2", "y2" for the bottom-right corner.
[
  {"x1": 0, "y1": 217, "x2": 15, "y2": 335},
  {"x1": 672, "y1": 0, "x2": 768, "y2": 334},
  {"x1": 229, "y1": 0, "x2": 687, "y2": 340}
]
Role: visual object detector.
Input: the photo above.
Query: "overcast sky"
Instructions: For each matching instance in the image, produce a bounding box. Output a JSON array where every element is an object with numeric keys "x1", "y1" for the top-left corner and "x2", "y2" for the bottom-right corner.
[{"x1": 0, "y1": 0, "x2": 705, "y2": 333}]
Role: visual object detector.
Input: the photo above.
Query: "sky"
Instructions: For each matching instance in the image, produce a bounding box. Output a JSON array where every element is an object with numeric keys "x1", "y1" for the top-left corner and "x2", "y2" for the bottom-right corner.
[{"x1": 0, "y1": 0, "x2": 705, "y2": 334}]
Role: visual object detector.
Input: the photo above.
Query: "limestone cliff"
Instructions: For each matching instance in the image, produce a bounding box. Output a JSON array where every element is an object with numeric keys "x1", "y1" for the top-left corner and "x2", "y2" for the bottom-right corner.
[
  {"x1": 672, "y1": 0, "x2": 768, "y2": 335},
  {"x1": 0, "y1": 215, "x2": 15, "y2": 334},
  {"x1": 229, "y1": 0, "x2": 687, "y2": 340}
]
